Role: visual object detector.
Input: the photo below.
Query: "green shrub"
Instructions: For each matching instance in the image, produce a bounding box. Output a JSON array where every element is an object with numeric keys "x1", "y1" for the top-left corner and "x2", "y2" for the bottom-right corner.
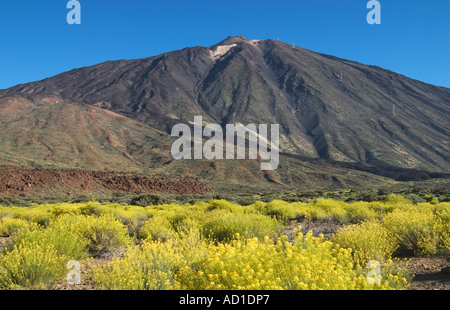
[
  {"x1": 405, "y1": 194, "x2": 426, "y2": 204},
  {"x1": 140, "y1": 216, "x2": 176, "y2": 241},
  {"x1": 382, "y1": 208, "x2": 440, "y2": 256},
  {"x1": 0, "y1": 217, "x2": 32, "y2": 237},
  {"x1": 55, "y1": 214, "x2": 132, "y2": 256},
  {"x1": 0, "y1": 242, "x2": 67, "y2": 290},
  {"x1": 14, "y1": 225, "x2": 89, "y2": 261},
  {"x1": 333, "y1": 220, "x2": 398, "y2": 266},
  {"x1": 0, "y1": 196, "x2": 32, "y2": 207},
  {"x1": 130, "y1": 194, "x2": 170, "y2": 207},
  {"x1": 206, "y1": 199, "x2": 242, "y2": 213},
  {"x1": 202, "y1": 210, "x2": 282, "y2": 242}
]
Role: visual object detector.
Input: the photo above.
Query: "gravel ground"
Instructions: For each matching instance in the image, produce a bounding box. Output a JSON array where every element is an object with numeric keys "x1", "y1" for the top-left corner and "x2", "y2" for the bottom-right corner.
[{"x1": 406, "y1": 257, "x2": 450, "y2": 290}]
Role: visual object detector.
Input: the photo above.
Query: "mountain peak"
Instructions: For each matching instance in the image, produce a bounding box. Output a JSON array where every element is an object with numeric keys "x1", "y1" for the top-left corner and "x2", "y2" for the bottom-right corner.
[{"x1": 216, "y1": 35, "x2": 250, "y2": 46}]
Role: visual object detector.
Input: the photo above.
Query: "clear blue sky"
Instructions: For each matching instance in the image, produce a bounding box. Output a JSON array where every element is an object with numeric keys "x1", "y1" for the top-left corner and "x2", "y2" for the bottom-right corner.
[{"x1": 0, "y1": 0, "x2": 449, "y2": 89}]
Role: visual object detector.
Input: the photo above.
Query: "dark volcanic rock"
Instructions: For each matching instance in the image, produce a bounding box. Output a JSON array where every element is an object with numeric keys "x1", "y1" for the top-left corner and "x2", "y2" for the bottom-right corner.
[{"x1": 1, "y1": 36, "x2": 449, "y2": 173}]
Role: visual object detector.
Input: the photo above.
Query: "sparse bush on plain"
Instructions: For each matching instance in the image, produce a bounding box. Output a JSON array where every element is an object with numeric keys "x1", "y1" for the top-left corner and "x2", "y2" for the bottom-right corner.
[
  {"x1": 0, "y1": 241, "x2": 67, "y2": 290},
  {"x1": 202, "y1": 210, "x2": 282, "y2": 242},
  {"x1": 333, "y1": 220, "x2": 398, "y2": 265},
  {"x1": 0, "y1": 198, "x2": 448, "y2": 290},
  {"x1": 54, "y1": 213, "x2": 133, "y2": 256},
  {"x1": 140, "y1": 215, "x2": 176, "y2": 241},
  {"x1": 382, "y1": 203, "x2": 450, "y2": 256},
  {"x1": 0, "y1": 217, "x2": 33, "y2": 237},
  {"x1": 13, "y1": 224, "x2": 89, "y2": 261}
]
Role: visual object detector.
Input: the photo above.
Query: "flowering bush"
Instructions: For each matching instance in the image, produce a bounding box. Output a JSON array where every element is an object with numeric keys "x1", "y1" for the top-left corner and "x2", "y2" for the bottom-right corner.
[
  {"x1": 382, "y1": 205, "x2": 443, "y2": 256},
  {"x1": 56, "y1": 214, "x2": 133, "y2": 256},
  {"x1": 140, "y1": 215, "x2": 176, "y2": 241},
  {"x1": 201, "y1": 210, "x2": 282, "y2": 242},
  {"x1": 0, "y1": 217, "x2": 32, "y2": 237},
  {"x1": 0, "y1": 241, "x2": 67, "y2": 290},
  {"x1": 0, "y1": 199, "x2": 447, "y2": 290},
  {"x1": 91, "y1": 229, "x2": 410, "y2": 290},
  {"x1": 333, "y1": 220, "x2": 398, "y2": 265}
]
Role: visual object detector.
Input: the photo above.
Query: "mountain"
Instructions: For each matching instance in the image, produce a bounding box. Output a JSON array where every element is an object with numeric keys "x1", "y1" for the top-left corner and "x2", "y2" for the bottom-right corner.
[
  {"x1": 0, "y1": 96, "x2": 409, "y2": 193},
  {"x1": 0, "y1": 96, "x2": 172, "y2": 172},
  {"x1": 0, "y1": 36, "x2": 449, "y2": 193}
]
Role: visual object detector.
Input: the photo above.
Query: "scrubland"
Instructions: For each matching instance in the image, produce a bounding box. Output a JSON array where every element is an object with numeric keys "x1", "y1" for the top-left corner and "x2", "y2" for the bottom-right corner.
[{"x1": 0, "y1": 194, "x2": 448, "y2": 290}]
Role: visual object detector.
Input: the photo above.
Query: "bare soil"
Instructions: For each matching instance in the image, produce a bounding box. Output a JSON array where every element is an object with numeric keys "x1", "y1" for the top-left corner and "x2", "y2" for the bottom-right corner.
[
  {"x1": 406, "y1": 257, "x2": 450, "y2": 290},
  {"x1": 0, "y1": 166, "x2": 212, "y2": 196}
]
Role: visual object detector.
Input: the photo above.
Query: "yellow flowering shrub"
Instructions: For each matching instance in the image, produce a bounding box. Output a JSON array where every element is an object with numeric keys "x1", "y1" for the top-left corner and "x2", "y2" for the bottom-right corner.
[
  {"x1": 78, "y1": 201, "x2": 104, "y2": 216},
  {"x1": 201, "y1": 210, "x2": 282, "y2": 242},
  {"x1": 13, "y1": 225, "x2": 89, "y2": 260},
  {"x1": 206, "y1": 199, "x2": 242, "y2": 213},
  {"x1": 92, "y1": 230, "x2": 207, "y2": 290},
  {"x1": 333, "y1": 220, "x2": 398, "y2": 266},
  {"x1": 0, "y1": 241, "x2": 67, "y2": 290},
  {"x1": 140, "y1": 215, "x2": 176, "y2": 241},
  {"x1": 92, "y1": 229, "x2": 409, "y2": 290},
  {"x1": 253, "y1": 200, "x2": 299, "y2": 220},
  {"x1": 0, "y1": 217, "x2": 32, "y2": 237},
  {"x1": 306, "y1": 199, "x2": 349, "y2": 223},
  {"x1": 382, "y1": 207, "x2": 440, "y2": 256},
  {"x1": 49, "y1": 203, "x2": 82, "y2": 217},
  {"x1": 13, "y1": 207, "x2": 54, "y2": 227},
  {"x1": 386, "y1": 194, "x2": 416, "y2": 205},
  {"x1": 54, "y1": 213, "x2": 133, "y2": 256},
  {"x1": 1, "y1": 198, "x2": 446, "y2": 290},
  {"x1": 342, "y1": 202, "x2": 380, "y2": 222},
  {"x1": 435, "y1": 204, "x2": 450, "y2": 254}
]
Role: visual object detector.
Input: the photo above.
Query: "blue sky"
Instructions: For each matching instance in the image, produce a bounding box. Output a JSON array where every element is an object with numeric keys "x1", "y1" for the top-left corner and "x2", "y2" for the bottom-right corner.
[{"x1": 0, "y1": 0, "x2": 449, "y2": 89}]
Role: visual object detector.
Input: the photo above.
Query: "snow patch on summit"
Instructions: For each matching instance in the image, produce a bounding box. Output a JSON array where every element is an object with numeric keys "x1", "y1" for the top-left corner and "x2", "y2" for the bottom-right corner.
[{"x1": 209, "y1": 44, "x2": 237, "y2": 59}]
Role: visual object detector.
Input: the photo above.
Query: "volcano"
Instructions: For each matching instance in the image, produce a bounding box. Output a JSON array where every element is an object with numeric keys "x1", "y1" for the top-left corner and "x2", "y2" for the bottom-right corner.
[{"x1": 0, "y1": 36, "x2": 449, "y2": 192}]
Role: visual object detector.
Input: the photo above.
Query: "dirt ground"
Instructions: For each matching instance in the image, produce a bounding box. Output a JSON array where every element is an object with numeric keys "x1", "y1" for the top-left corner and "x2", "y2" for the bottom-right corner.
[
  {"x1": 0, "y1": 166, "x2": 212, "y2": 196},
  {"x1": 406, "y1": 257, "x2": 450, "y2": 290}
]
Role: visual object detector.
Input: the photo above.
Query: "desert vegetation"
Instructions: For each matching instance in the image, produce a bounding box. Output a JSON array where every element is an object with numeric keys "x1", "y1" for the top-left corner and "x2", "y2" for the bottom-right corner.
[{"x1": 0, "y1": 194, "x2": 448, "y2": 290}]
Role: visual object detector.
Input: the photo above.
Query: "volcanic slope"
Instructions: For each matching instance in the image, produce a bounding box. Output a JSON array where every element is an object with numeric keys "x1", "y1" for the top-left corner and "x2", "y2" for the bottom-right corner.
[{"x1": 2, "y1": 36, "x2": 449, "y2": 173}]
